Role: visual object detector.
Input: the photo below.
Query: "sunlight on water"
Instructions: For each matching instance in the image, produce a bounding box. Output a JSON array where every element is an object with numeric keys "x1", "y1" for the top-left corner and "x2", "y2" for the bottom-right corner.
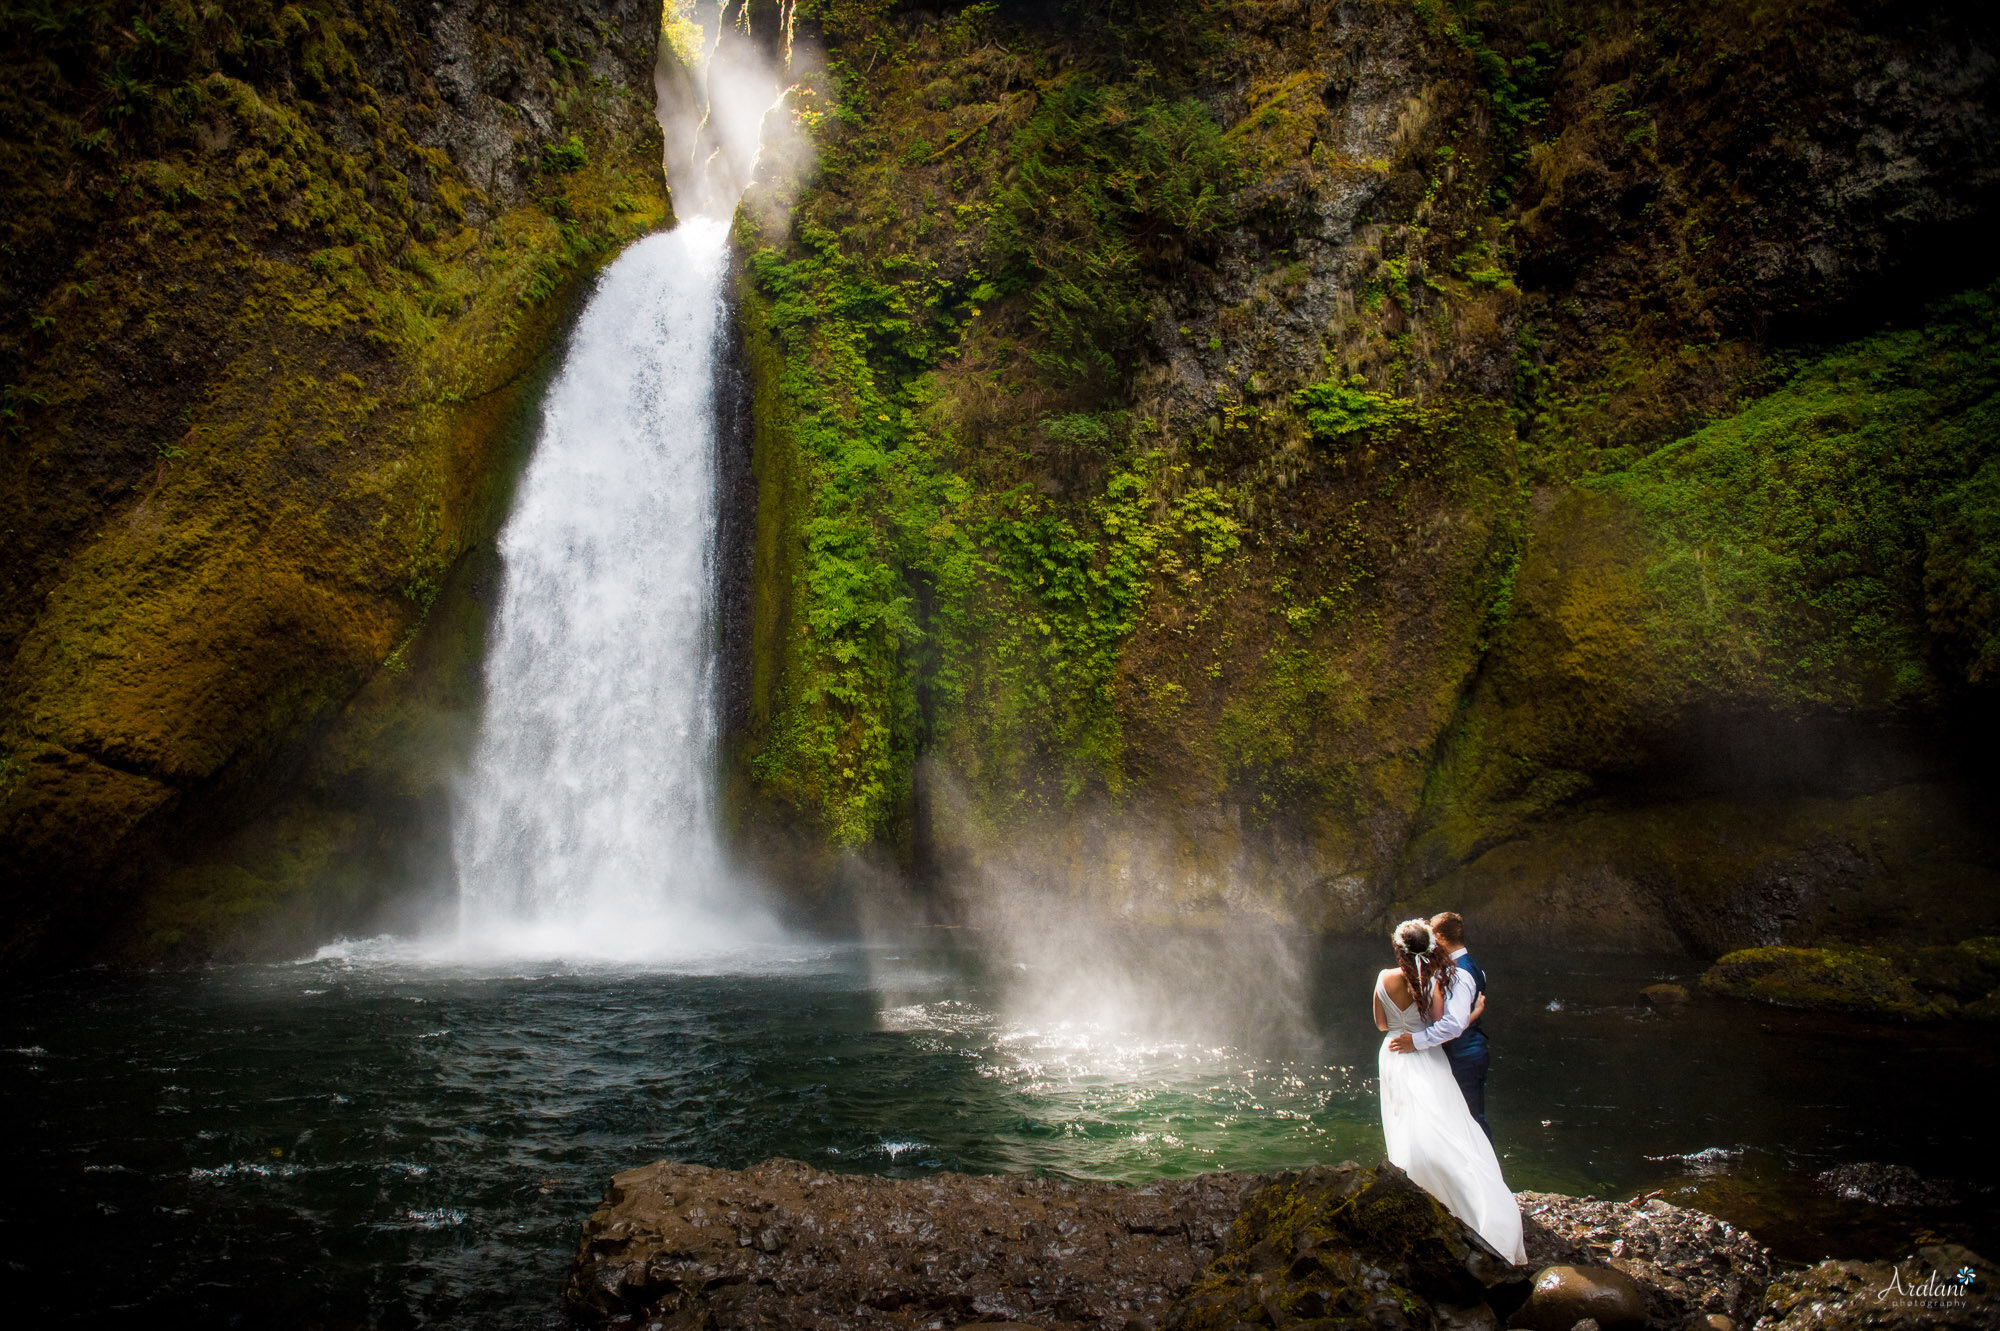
[{"x1": 7, "y1": 942, "x2": 1993, "y2": 1327}]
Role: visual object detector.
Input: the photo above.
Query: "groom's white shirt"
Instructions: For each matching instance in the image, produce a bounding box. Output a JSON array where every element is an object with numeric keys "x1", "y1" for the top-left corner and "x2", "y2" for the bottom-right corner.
[{"x1": 1411, "y1": 946, "x2": 1473, "y2": 1050}]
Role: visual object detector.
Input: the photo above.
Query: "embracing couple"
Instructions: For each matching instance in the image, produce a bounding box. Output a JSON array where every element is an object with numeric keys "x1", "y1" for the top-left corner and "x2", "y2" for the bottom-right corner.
[{"x1": 1373, "y1": 912, "x2": 1526, "y2": 1264}]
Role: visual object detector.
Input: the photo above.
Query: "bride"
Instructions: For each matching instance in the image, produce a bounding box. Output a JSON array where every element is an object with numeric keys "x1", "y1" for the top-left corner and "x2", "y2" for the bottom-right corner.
[{"x1": 1373, "y1": 918, "x2": 1526, "y2": 1263}]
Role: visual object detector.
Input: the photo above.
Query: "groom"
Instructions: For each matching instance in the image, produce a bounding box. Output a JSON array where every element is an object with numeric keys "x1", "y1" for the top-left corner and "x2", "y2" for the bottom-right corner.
[{"x1": 1385, "y1": 911, "x2": 1492, "y2": 1140}]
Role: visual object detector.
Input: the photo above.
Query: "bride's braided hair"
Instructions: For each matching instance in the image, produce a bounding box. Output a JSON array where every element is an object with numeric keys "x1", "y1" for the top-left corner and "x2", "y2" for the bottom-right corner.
[{"x1": 1392, "y1": 918, "x2": 1456, "y2": 1009}]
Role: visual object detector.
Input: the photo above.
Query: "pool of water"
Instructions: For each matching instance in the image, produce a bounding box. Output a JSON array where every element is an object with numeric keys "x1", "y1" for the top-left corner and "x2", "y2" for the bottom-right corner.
[{"x1": 2, "y1": 935, "x2": 1991, "y2": 1327}]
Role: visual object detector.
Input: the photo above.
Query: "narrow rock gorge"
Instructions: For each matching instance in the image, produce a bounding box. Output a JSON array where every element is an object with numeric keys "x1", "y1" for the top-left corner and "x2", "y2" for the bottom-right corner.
[
  {"x1": 6, "y1": 7, "x2": 1997, "y2": 1327},
  {"x1": 3, "y1": 1, "x2": 1996, "y2": 969}
]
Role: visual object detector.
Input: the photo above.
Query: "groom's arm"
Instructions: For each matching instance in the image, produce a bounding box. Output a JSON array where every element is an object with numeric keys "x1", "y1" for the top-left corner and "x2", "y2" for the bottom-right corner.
[{"x1": 1410, "y1": 977, "x2": 1476, "y2": 1050}]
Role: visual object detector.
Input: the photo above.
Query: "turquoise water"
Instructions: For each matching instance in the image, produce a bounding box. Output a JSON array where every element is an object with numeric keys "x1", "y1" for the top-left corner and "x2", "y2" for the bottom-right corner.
[{"x1": 1, "y1": 936, "x2": 1990, "y2": 1327}]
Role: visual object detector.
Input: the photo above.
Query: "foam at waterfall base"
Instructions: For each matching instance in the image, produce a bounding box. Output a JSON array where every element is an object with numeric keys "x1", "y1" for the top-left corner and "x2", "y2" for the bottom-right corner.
[{"x1": 307, "y1": 906, "x2": 802, "y2": 973}]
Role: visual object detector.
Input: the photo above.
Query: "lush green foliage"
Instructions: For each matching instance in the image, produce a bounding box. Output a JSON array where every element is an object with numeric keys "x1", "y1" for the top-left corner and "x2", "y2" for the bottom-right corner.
[
  {"x1": 744, "y1": 220, "x2": 1251, "y2": 836},
  {"x1": 990, "y1": 78, "x2": 1240, "y2": 384},
  {"x1": 1431, "y1": 1, "x2": 1554, "y2": 202},
  {"x1": 1291, "y1": 377, "x2": 1416, "y2": 441},
  {"x1": 742, "y1": 234, "x2": 954, "y2": 842}
]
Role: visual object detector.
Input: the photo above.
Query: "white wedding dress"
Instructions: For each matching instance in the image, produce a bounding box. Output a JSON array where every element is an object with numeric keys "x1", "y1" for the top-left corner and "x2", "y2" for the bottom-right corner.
[{"x1": 1376, "y1": 973, "x2": 1527, "y2": 1263}]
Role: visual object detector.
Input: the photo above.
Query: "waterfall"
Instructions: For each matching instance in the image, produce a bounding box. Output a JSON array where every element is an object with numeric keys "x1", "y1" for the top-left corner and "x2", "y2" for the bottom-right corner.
[{"x1": 450, "y1": 215, "x2": 770, "y2": 960}]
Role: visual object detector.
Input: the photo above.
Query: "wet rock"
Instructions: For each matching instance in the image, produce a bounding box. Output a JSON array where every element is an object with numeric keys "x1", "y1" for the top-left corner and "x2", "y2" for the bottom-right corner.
[
  {"x1": 1640, "y1": 984, "x2": 1690, "y2": 1007},
  {"x1": 1814, "y1": 1162, "x2": 1961, "y2": 1208},
  {"x1": 1516, "y1": 1192, "x2": 1769, "y2": 1328},
  {"x1": 1437, "y1": 1306, "x2": 1505, "y2": 1331},
  {"x1": 1165, "y1": 1161, "x2": 1531, "y2": 1329},
  {"x1": 1756, "y1": 1243, "x2": 1996, "y2": 1330},
  {"x1": 567, "y1": 1160, "x2": 1777, "y2": 1330},
  {"x1": 1505, "y1": 1265, "x2": 1645, "y2": 1331},
  {"x1": 564, "y1": 1157, "x2": 1254, "y2": 1329},
  {"x1": 1700, "y1": 940, "x2": 2000, "y2": 1022}
]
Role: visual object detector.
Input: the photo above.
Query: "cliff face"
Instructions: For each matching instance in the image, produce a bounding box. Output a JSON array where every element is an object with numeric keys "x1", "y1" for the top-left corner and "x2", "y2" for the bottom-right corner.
[
  {"x1": 0, "y1": 0, "x2": 669, "y2": 964},
  {"x1": 4, "y1": 0, "x2": 1994, "y2": 967},
  {"x1": 730, "y1": 0, "x2": 2000, "y2": 949}
]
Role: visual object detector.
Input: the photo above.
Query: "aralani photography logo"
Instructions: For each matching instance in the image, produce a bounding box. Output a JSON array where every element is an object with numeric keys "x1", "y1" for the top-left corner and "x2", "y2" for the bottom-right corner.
[{"x1": 1881, "y1": 1261, "x2": 1980, "y2": 1308}]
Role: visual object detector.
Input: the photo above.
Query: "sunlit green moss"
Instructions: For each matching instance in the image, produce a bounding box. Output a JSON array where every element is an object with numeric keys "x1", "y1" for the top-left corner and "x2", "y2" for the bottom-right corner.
[
  {"x1": 0, "y1": 0, "x2": 667, "y2": 962},
  {"x1": 1702, "y1": 940, "x2": 2000, "y2": 1022}
]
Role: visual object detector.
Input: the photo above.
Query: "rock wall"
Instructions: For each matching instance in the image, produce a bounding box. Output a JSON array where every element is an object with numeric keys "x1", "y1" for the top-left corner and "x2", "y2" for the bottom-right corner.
[
  {"x1": 728, "y1": 0, "x2": 2000, "y2": 950},
  {"x1": 5, "y1": 0, "x2": 1996, "y2": 966},
  {"x1": 0, "y1": 0, "x2": 670, "y2": 965}
]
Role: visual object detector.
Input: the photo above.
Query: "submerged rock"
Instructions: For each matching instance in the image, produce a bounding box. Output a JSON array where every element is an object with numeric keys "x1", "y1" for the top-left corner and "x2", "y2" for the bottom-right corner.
[
  {"x1": 1640, "y1": 984, "x2": 1691, "y2": 1008},
  {"x1": 1700, "y1": 939, "x2": 2000, "y2": 1022},
  {"x1": 1814, "y1": 1163, "x2": 1962, "y2": 1209},
  {"x1": 565, "y1": 1160, "x2": 1771, "y2": 1330}
]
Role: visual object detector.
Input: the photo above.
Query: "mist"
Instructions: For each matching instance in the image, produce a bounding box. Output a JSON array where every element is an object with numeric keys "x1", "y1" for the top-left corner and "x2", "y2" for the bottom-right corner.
[{"x1": 656, "y1": 0, "x2": 813, "y2": 220}]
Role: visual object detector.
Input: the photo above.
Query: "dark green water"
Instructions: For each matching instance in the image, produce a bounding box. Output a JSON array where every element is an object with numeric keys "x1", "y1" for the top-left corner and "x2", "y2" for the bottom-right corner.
[{"x1": 1, "y1": 937, "x2": 1990, "y2": 1327}]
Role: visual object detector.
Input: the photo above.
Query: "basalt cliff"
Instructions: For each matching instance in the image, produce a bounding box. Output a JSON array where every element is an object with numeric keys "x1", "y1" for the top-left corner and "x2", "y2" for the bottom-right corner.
[
  {"x1": 0, "y1": 0, "x2": 669, "y2": 963},
  {"x1": 725, "y1": 0, "x2": 2000, "y2": 953},
  {"x1": 3, "y1": 0, "x2": 1998, "y2": 967}
]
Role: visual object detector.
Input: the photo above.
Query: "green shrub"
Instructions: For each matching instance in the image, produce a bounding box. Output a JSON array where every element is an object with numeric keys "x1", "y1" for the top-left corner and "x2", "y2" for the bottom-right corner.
[
  {"x1": 542, "y1": 134, "x2": 589, "y2": 173},
  {"x1": 1291, "y1": 376, "x2": 1414, "y2": 440}
]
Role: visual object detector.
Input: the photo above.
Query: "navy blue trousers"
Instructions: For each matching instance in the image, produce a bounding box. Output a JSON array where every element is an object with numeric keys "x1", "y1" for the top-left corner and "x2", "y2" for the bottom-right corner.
[{"x1": 1444, "y1": 1039, "x2": 1492, "y2": 1141}]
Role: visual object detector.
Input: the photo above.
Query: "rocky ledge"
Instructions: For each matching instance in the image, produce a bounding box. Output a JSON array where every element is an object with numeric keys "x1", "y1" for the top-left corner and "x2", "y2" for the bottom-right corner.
[{"x1": 563, "y1": 1158, "x2": 1776, "y2": 1330}]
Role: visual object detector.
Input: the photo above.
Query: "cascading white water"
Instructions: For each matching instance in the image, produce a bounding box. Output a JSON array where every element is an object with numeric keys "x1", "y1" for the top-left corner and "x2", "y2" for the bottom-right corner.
[{"x1": 450, "y1": 215, "x2": 771, "y2": 959}]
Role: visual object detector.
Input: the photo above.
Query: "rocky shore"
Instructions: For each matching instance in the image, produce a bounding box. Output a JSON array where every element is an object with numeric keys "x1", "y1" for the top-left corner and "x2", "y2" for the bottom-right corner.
[{"x1": 564, "y1": 1159, "x2": 1803, "y2": 1330}]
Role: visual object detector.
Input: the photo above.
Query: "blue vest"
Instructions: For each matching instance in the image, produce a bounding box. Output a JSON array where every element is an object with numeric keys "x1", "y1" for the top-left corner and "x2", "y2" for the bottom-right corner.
[{"x1": 1451, "y1": 952, "x2": 1488, "y2": 1050}]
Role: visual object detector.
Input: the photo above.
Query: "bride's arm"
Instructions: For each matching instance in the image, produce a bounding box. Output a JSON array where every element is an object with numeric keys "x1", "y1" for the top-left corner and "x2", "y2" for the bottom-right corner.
[
  {"x1": 1470, "y1": 992, "x2": 1487, "y2": 1024},
  {"x1": 1373, "y1": 983, "x2": 1388, "y2": 1032},
  {"x1": 1429, "y1": 983, "x2": 1446, "y2": 1023}
]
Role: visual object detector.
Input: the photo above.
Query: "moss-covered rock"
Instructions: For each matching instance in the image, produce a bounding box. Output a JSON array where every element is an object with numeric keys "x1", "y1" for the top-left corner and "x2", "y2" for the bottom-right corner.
[
  {"x1": 1395, "y1": 783, "x2": 1998, "y2": 954},
  {"x1": 1701, "y1": 938, "x2": 2000, "y2": 1022},
  {"x1": 9, "y1": 0, "x2": 2000, "y2": 962},
  {"x1": 729, "y1": 0, "x2": 2000, "y2": 946},
  {"x1": 1166, "y1": 1161, "x2": 1524, "y2": 1329},
  {"x1": 0, "y1": 0, "x2": 670, "y2": 965}
]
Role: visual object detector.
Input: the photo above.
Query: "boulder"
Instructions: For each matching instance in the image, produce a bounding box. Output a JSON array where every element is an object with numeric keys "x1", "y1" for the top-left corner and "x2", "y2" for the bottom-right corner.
[
  {"x1": 1505, "y1": 1265, "x2": 1646, "y2": 1330},
  {"x1": 1165, "y1": 1161, "x2": 1532, "y2": 1329},
  {"x1": 1700, "y1": 940, "x2": 2000, "y2": 1021},
  {"x1": 1641, "y1": 984, "x2": 1690, "y2": 1007}
]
